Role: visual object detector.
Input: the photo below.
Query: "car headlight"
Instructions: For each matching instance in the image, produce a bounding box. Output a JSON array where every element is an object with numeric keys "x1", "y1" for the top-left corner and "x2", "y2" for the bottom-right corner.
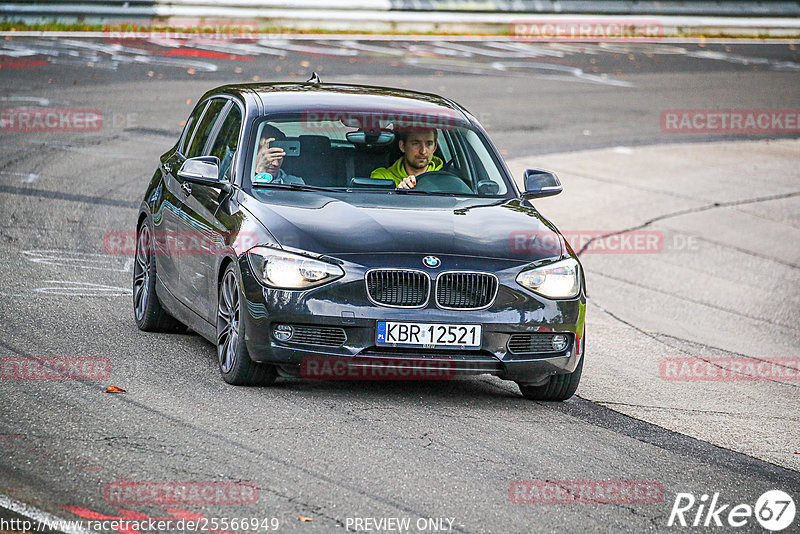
[
  {"x1": 247, "y1": 247, "x2": 344, "y2": 289},
  {"x1": 516, "y1": 258, "x2": 580, "y2": 298}
]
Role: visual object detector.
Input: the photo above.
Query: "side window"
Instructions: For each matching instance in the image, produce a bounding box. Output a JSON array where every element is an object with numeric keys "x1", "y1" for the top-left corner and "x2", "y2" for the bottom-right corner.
[
  {"x1": 436, "y1": 130, "x2": 453, "y2": 163},
  {"x1": 209, "y1": 104, "x2": 242, "y2": 180},
  {"x1": 177, "y1": 101, "x2": 208, "y2": 155},
  {"x1": 186, "y1": 99, "x2": 227, "y2": 158}
]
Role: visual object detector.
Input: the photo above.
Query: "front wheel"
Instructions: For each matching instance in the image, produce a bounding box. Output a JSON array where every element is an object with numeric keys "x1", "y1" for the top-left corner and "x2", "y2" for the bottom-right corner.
[
  {"x1": 517, "y1": 356, "x2": 583, "y2": 402},
  {"x1": 216, "y1": 263, "x2": 277, "y2": 386}
]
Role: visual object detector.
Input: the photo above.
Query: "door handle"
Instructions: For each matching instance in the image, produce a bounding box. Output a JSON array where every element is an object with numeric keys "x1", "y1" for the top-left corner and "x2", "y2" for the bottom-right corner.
[{"x1": 181, "y1": 182, "x2": 192, "y2": 196}]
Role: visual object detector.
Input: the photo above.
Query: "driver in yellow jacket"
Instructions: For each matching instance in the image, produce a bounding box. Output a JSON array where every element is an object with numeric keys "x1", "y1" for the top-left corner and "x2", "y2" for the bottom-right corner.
[{"x1": 370, "y1": 130, "x2": 443, "y2": 189}]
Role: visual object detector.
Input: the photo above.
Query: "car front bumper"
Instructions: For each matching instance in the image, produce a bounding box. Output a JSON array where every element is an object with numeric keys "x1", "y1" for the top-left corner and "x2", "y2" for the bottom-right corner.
[{"x1": 238, "y1": 254, "x2": 586, "y2": 384}]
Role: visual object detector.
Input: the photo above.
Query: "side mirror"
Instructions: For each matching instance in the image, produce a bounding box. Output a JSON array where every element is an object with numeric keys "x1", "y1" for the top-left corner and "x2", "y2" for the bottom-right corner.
[
  {"x1": 521, "y1": 169, "x2": 562, "y2": 200},
  {"x1": 177, "y1": 156, "x2": 223, "y2": 186}
]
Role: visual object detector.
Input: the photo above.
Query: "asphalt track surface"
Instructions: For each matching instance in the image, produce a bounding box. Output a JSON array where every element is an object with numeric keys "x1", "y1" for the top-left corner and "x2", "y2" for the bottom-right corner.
[{"x1": 0, "y1": 37, "x2": 799, "y2": 533}]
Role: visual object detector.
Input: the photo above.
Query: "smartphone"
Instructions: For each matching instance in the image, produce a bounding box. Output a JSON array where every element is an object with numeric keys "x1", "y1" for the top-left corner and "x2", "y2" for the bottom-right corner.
[{"x1": 270, "y1": 140, "x2": 300, "y2": 157}]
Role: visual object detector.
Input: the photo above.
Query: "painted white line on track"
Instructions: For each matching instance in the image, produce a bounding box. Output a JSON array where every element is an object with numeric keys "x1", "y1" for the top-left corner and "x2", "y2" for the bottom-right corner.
[
  {"x1": 0, "y1": 96, "x2": 51, "y2": 106},
  {"x1": 491, "y1": 61, "x2": 634, "y2": 87},
  {"x1": 0, "y1": 171, "x2": 40, "y2": 182},
  {"x1": 405, "y1": 43, "x2": 473, "y2": 58},
  {"x1": 337, "y1": 40, "x2": 407, "y2": 56},
  {"x1": 0, "y1": 492, "x2": 95, "y2": 534},
  {"x1": 258, "y1": 39, "x2": 358, "y2": 56},
  {"x1": 687, "y1": 49, "x2": 800, "y2": 70},
  {"x1": 182, "y1": 41, "x2": 287, "y2": 57},
  {"x1": 23, "y1": 250, "x2": 132, "y2": 273},
  {"x1": 435, "y1": 41, "x2": 560, "y2": 59},
  {"x1": 34, "y1": 281, "x2": 131, "y2": 297},
  {"x1": 484, "y1": 41, "x2": 565, "y2": 58}
]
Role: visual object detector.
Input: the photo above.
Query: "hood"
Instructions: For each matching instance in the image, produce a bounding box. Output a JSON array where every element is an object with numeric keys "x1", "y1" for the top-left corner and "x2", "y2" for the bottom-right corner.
[{"x1": 242, "y1": 190, "x2": 563, "y2": 263}]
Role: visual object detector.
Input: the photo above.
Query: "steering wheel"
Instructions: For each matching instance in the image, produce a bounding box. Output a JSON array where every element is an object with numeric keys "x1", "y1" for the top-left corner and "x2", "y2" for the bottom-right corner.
[{"x1": 413, "y1": 170, "x2": 472, "y2": 194}]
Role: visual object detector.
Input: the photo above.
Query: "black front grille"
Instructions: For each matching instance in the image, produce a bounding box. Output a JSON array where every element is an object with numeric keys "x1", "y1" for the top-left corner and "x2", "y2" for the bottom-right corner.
[
  {"x1": 435, "y1": 272, "x2": 498, "y2": 309},
  {"x1": 366, "y1": 270, "x2": 429, "y2": 307},
  {"x1": 507, "y1": 333, "x2": 572, "y2": 355},
  {"x1": 289, "y1": 325, "x2": 347, "y2": 346}
]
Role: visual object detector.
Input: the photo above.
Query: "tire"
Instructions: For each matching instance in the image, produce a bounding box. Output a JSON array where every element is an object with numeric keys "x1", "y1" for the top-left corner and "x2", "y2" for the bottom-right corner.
[
  {"x1": 216, "y1": 263, "x2": 277, "y2": 386},
  {"x1": 133, "y1": 222, "x2": 185, "y2": 332},
  {"x1": 517, "y1": 335, "x2": 584, "y2": 401},
  {"x1": 518, "y1": 357, "x2": 583, "y2": 402}
]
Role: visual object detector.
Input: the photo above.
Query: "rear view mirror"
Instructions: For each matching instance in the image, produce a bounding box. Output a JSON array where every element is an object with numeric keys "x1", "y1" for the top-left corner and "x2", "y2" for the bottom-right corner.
[
  {"x1": 346, "y1": 131, "x2": 395, "y2": 146},
  {"x1": 477, "y1": 180, "x2": 500, "y2": 195},
  {"x1": 521, "y1": 169, "x2": 562, "y2": 200}
]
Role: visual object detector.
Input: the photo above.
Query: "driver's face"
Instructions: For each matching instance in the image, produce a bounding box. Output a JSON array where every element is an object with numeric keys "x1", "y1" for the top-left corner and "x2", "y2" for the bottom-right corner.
[{"x1": 399, "y1": 132, "x2": 437, "y2": 172}]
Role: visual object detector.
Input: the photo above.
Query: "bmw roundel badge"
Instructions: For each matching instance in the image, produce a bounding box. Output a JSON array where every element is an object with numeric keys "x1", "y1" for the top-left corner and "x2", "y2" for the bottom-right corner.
[{"x1": 423, "y1": 256, "x2": 441, "y2": 268}]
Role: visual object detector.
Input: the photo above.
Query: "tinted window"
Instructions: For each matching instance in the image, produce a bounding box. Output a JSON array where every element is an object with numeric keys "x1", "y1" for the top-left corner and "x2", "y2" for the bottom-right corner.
[
  {"x1": 209, "y1": 104, "x2": 242, "y2": 180},
  {"x1": 177, "y1": 101, "x2": 208, "y2": 155},
  {"x1": 186, "y1": 99, "x2": 227, "y2": 158}
]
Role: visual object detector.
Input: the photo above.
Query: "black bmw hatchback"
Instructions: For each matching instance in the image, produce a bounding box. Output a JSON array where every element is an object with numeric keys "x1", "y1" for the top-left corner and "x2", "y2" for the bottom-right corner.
[{"x1": 134, "y1": 80, "x2": 586, "y2": 401}]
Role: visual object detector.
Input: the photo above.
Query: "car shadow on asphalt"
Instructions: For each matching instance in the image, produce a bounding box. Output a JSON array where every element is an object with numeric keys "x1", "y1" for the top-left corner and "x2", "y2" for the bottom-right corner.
[{"x1": 258, "y1": 375, "x2": 527, "y2": 403}]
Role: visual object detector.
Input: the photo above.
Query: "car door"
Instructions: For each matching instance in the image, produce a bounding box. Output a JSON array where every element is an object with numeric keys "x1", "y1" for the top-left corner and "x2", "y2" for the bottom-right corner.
[
  {"x1": 156, "y1": 100, "x2": 209, "y2": 294},
  {"x1": 174, "y1": 98, "x2": 242, "y2": 322}
]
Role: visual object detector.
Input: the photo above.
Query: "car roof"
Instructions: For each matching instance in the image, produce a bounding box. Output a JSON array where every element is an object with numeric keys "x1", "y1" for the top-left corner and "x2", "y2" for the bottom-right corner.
[{"x1": 210, "y1": 82, "x2": 471, "y2": 120}]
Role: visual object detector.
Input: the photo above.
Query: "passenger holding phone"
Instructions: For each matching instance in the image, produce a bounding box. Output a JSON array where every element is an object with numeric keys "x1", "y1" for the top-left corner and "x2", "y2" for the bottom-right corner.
[{"x1": 253, "y1": 128, "x2": 305, "y2": 186}]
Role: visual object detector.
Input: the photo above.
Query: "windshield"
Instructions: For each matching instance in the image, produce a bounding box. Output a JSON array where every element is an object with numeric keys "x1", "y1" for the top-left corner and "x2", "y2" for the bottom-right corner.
[{"x1": 245, "y1": 113, "x2": 510, "y2": 197}]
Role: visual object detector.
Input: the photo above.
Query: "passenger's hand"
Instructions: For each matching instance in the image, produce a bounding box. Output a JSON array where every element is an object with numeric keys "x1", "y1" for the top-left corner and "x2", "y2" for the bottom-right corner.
[
  {"x1": 256, "y1": 137, "x2": 285, "y2": 172},
  {"x1": 397, "y1": 175, "x2": 417, "y2": 189}
]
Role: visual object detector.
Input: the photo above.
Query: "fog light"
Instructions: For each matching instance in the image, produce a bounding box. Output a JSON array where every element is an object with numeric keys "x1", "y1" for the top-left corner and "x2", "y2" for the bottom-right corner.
[
  {"x1": 551, "y1": 334, "x2": 568, "y2": 351},
  {"x1": 273, "y1": 324, "x2": 293, "y2": 342}
]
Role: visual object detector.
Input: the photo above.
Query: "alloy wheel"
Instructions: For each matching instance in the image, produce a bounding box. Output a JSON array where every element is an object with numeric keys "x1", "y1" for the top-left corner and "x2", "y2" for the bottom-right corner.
[
  {"x1": 217, "y1": 269, "x2": 240, "y2": 374},
  {"x1": 133, "y1": 225, "x2": 151, "y2": 321}
]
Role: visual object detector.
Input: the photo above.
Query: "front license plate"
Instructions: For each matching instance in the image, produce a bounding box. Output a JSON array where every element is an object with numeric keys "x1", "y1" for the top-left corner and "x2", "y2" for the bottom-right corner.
[{"x1": 376, "y1": 321, "x2": 482, "y2": 347}]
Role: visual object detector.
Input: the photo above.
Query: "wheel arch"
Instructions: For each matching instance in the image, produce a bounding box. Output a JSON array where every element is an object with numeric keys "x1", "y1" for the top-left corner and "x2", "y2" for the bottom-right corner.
[
  {"x1": 218, "y1": 255, "x2": 237, "y2": 290},
  {"x1": 137, "y1": 210, "x2": 148, "y2": 230}
]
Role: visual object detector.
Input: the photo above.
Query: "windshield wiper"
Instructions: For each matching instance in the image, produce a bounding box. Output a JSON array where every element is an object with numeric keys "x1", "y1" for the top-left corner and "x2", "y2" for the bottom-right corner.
[
  {"x1": 390, "y1": 189, "x2": 468, "y2": 196},
  {"x1": 253, "y1": 183, "x2": 340, "y2": 193},
  {"x1": 390, "y1": 188, "x2": 430, "y2": 194}
]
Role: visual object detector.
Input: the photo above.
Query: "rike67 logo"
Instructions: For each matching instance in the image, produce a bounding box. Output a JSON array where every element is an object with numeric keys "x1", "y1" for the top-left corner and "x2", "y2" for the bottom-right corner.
[{"x1": 668, "y1": 490, "x2": 796, "y2": 531}]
